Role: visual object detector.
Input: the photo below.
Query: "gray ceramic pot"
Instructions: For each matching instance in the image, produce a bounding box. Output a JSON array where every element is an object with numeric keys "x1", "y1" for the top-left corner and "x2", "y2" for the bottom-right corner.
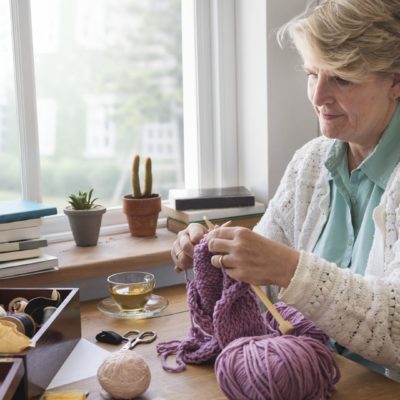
[{"x1": 64, "y1": 205, "x2": 106, "y2": 246}]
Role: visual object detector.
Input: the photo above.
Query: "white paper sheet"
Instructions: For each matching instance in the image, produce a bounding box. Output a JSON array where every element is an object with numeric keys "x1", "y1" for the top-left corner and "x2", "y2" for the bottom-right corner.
[{"x1": 47, "y1": 338, "x2": 110, "y2": 389}]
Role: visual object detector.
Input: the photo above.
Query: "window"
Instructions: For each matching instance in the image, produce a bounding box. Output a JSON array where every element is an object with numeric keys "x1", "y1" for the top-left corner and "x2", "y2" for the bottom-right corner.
[
  {"x1": 4, "y1": 0, "x2": 238, "y2": 240},
  {"x1": 37, "y1": 99, "x2": 57, "y2": 156},
  {"x1": 30, "y1": 0, "x2": 184, "y2": 212},
  {"x1": 0, "y1": 1, "x2": 21, "y2": 201},
  {"x1": 84, "y1": 96, "x2": 116, "y2": 159}
]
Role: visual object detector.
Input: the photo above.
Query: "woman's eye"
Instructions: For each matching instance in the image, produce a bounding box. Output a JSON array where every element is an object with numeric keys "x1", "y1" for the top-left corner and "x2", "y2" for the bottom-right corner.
[
  {"x1": 334, "y1": 76, "x2": 351, "y2": 86},
  {"x1": 306, "y1": 72, "x2": 318, "y2": 79}
]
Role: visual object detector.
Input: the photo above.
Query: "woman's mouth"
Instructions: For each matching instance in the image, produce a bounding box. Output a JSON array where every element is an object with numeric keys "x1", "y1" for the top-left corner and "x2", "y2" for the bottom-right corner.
[{"x1": 321, "y1": 112, "x2": 342, "y2": 121}]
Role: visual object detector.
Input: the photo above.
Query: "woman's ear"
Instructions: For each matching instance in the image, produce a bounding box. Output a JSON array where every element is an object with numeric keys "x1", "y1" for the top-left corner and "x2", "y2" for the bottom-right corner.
[{"x1": 391, "y1": 73, "x2": 400, "y2": 100}]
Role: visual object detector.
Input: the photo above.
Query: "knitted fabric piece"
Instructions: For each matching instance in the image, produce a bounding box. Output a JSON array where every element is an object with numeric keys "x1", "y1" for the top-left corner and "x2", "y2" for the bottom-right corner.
[
  {"x1": 191, "y1": 238, "x2": 266, "y2": 347},
  {"x1": 157, "y1": 238, "x2": 266, "y2": 371}
]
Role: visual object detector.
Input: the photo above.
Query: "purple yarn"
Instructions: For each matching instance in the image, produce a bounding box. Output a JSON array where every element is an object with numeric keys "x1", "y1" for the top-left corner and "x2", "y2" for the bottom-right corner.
[
  {"x1": 157, "y1": 238, "x2": 265, "y2": 370},
  {"x1": 213, "y1": 273, "x2": 266, "y2": 348},
  {"x1": 264, "y1": 302, "x2": 330, "y2": 344},
  {"x1": 215, "y1": 335, "x2": 340, "y2": 400},
  {"x1": 157, "y1": 238, "x2": 340, "y2": 398}
]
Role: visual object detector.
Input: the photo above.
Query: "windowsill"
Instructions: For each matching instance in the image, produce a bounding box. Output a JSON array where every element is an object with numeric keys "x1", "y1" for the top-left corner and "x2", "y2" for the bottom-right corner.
[{"x1": 0, "y1": 228, "x2": 177, "y2": 288}]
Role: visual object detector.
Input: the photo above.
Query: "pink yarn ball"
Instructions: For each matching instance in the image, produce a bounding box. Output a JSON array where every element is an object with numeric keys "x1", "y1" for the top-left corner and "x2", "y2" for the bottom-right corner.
[
  {"x1": 97, "y1": 350, "x2": 151, "y2": 399},
  {"x1": 215, "y1": 335, "x2": 340, "y2": 400}
]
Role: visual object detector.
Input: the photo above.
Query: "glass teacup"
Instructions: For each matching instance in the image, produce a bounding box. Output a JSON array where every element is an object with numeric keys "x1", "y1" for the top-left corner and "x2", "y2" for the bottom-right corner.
[{"x1": 107, "y1": 271, "x2": 155, "y2": 311}]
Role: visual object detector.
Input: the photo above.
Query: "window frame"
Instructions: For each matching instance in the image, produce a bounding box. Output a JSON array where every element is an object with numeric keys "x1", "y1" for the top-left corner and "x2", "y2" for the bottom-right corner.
[
  {"x1": 9, "y1": 0, "x2": 239, "y2": 241},
  {"x1": 182, "y1": 0, "x2": 238, "y2": 189}
]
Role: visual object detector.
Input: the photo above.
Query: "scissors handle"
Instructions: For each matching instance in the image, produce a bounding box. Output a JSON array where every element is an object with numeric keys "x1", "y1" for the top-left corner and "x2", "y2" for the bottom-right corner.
[
  {"x1": 136, "y1": 330, "x2": 157, "y2": 344},
  {"x1": 120, "y1": 330, "x2": 157, "y2": 351},
  {"x1": 120, "y1": 330, "x2": 140, "y2": 351}
]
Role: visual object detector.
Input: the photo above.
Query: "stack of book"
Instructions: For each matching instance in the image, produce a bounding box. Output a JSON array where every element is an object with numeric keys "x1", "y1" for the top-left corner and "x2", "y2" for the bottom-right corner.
[
  {"x1": 0, "y1": 200, "x2": 58, "y2": 278},
  {"x1": 164, "y1": 186, "x2": 266, "y2": 233}
]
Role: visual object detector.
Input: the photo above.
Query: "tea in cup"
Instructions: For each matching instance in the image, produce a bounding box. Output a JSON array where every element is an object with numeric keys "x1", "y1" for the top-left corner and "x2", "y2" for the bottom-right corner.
[{"x1": 108, "y1": 271, "x2": 155, "y2": 311}]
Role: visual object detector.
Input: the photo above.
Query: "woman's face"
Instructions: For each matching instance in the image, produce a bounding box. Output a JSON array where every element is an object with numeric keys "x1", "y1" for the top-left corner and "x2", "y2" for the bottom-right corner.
[{"x1": 306, "y1": 64, "x2": 400, "y2": 149}]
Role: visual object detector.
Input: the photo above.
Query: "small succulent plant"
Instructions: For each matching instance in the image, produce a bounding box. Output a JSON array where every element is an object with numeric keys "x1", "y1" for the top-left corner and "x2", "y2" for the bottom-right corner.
[
  {"x1": 68, "y1": 188, "x2": 98, "y2": 210},
  {"x1": 131, "y1": 154, "x2": 153, "y2": 198}
]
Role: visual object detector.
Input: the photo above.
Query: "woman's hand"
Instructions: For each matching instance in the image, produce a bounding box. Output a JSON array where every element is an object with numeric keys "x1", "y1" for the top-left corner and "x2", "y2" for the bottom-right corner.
[
  {"x1": 171, "y1": 223, "x2": 208, "y2": 271},
  {"x1": 206, "y1": 226, "x2": 299, "y2": 288}
]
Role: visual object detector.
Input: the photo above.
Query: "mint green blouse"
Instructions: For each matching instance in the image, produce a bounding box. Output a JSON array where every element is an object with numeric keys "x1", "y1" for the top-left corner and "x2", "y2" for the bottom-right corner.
[{"x1": 313, "y1": 103, "x2": 400, "y2": 373}]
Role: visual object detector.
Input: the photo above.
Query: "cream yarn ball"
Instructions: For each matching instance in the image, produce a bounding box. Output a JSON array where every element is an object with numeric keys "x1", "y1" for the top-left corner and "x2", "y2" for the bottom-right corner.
[{"x1": 97, "y1": 350, "x2": 151, "y2": 399}]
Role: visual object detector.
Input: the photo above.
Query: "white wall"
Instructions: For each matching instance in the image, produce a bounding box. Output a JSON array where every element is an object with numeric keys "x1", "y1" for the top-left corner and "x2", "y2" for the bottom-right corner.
[{"x1": 236, "y1": 0, "x2": 317, "y2": 202}]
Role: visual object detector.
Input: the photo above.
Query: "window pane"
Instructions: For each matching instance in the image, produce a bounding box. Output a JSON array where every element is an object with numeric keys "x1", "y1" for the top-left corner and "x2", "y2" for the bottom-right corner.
[
  {"x1": 31, "y1": 0, "x2": 184, "y2": 211},
  {"x1": 0, "y1": 2, "x2": 22, "y2": 201}
]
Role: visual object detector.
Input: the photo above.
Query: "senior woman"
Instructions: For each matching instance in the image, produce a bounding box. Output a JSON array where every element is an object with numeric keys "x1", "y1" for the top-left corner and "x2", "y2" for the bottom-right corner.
[{"x1": 172, "y1": 0, "x2": 400, "y2": 379}]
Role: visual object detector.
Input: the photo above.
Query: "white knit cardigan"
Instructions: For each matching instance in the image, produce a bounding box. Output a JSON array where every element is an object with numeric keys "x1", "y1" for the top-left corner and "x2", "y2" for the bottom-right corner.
[{"x1": 254, "y1": 136, "x2": 400, "y2": 369}]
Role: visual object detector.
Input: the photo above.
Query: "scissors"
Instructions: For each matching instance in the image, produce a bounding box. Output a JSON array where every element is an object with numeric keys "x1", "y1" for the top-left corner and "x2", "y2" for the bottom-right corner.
[{"x1": 120, "y1": 329, "x2": 157, "y2": 351}]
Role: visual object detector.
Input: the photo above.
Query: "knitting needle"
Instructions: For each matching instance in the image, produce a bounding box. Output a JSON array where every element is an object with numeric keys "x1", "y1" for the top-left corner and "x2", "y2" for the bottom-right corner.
[
  {"x1": 203, "y1": 217, "x2": 232, "y2": 230},
  {"x1": 203, "y1": 216, "x2": 294, "y2": 335},
  {"x1": 250, "y1": 284, "x2": 293, "y2": 335},
  {"x1": 174, "y1": 219, "x2": 231, "y2": 273}
]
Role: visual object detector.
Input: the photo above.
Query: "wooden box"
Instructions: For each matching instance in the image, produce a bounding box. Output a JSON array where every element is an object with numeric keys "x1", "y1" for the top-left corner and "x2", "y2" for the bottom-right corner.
[
  {"x1": 0, "y1": 288, "x2": 81, "y2": 399},
  {"x1": 0, "y1": 358, "x2": 26, "y2": 400}
]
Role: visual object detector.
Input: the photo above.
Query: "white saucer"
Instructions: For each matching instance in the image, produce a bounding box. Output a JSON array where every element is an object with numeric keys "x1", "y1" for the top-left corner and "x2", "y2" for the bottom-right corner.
[{"x1": 97, "y1": 294, "x2": 168, "y2": 319}]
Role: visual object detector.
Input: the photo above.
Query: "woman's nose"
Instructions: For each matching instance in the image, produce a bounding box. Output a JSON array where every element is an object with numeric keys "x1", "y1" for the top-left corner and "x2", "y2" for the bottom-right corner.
[{"x1": 310, "y1": 76, "x2": 335, "y2": 107}]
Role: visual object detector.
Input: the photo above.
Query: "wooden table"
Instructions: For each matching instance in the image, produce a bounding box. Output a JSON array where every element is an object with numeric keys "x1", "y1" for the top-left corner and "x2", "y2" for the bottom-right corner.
[{"x1": 52, "y1": 284, "x2": 399, "y2": 399}]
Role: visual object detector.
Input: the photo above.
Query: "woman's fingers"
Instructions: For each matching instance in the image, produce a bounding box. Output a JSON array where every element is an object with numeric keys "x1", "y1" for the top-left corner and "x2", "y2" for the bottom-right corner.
[
  {"x1": 208, "y1": 226, "x2": 239, "y2": 240},
  {"x1": 211, "y1": 254, "x2": 232, "y2": 269},
  {"x1": 207, "y1": 226, "x2": 250, "y2": 254},
  {"x1": 207, "y1": 227, "x2": 250, "y2": 270},
  {"x1": 172, "y1": 223, "x2": 208, "y2": 271},
  {"x1": 188, "y1": 223, "x2": 208, "y2": 242},
  {"x1": 209, "y1": 227, "x2": 299, "y2": 287}
]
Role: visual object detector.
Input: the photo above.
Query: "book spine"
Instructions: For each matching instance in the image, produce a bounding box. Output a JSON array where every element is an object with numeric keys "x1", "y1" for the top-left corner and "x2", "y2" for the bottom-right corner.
[
  {"x1": 0, "y1": 253, "x2": 58, "y2": 270},
  {"x1": 0, "y1": 255, "x2": 58, "y2": 277},
  {"x1": 173, "y1": 197, "x2": 255, "y2": 211},
  {"x1": 0, "y1": 218, "x2": 42, "y2": 231},
  {"x1": 0, "y1": 265, "x2": 58, "y2": 279},
  {"x1": 0, "y1": 248, "x2": 42, "y2": 262},
  {"x1": 0, "y1": 227, "x2": 41, "y2": 244},
  {"x1": 163, "y1": 201, "x2": 266, "y2": 223},
  {"x1": 0, "y1": 238, "x2": 48, "y2": 253},
  {"x1": 0, "y1": 207, "x2": 57, "y2": 223},
  {"x1": 166, "y1": 218, "x2": 187, "y2": 233}
]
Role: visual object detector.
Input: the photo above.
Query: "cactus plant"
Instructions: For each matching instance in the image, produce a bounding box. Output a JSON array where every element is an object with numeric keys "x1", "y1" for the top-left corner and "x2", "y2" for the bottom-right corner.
[
  {"x1": 124, "y1": 154, "x2": 161, "y2": 236},
  {"x1": 131, "y1": 154, "x2": 153, "y2": 198}
]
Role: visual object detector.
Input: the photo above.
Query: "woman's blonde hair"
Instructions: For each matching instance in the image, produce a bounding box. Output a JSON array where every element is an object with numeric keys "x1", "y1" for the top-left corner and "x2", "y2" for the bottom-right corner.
[{"x1": 277, "y1": 0, "x2": 400, "y2": 82}]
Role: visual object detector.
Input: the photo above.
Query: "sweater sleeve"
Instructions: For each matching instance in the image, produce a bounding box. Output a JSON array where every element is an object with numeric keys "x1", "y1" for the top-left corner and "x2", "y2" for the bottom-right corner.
[
  {"x1": 253, "y1": 148, "x2": 301, "y2": 248},
  {"x1": 280, "y1": 250, "x2": 400, "y2": 369}
]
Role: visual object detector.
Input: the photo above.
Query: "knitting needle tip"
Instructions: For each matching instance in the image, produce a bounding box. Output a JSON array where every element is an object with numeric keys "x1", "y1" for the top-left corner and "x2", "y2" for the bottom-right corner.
[
  {"x1": 203, "y1": 217, "x2": 232, "y2": 229},
  {"x1": 174, "y1": 265, "x2": 183, "y2": 273},
  {"x1": 203, "y1": 216, "x2": 214, "y2": 229}
]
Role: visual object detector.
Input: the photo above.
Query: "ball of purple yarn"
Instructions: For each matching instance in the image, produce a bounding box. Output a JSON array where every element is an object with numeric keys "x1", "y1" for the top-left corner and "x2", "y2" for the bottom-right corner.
[{"x1": 215, "y1": 334, "x2": 340, "y2": 400}]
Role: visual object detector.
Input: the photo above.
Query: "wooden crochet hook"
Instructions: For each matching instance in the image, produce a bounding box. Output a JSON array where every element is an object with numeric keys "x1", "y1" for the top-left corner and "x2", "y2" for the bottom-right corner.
[{"x1": 203, "y1": 216, "x2": 293, "y2": 335}]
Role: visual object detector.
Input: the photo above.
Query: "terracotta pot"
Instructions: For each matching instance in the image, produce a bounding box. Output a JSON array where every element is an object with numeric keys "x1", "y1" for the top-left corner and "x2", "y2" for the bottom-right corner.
[
  {"x1": 64, "y1": 205, "x2": 106, "y2": 246},
  {"x1": 123, "y1": 195, "x2": 161, "y2": 237}
]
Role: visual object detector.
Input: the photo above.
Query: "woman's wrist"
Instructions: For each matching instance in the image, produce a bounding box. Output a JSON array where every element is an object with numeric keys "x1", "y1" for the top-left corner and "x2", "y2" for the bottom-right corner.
[{"x1": 279, "y1": 247, "x2": 299, "y2": 288}]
